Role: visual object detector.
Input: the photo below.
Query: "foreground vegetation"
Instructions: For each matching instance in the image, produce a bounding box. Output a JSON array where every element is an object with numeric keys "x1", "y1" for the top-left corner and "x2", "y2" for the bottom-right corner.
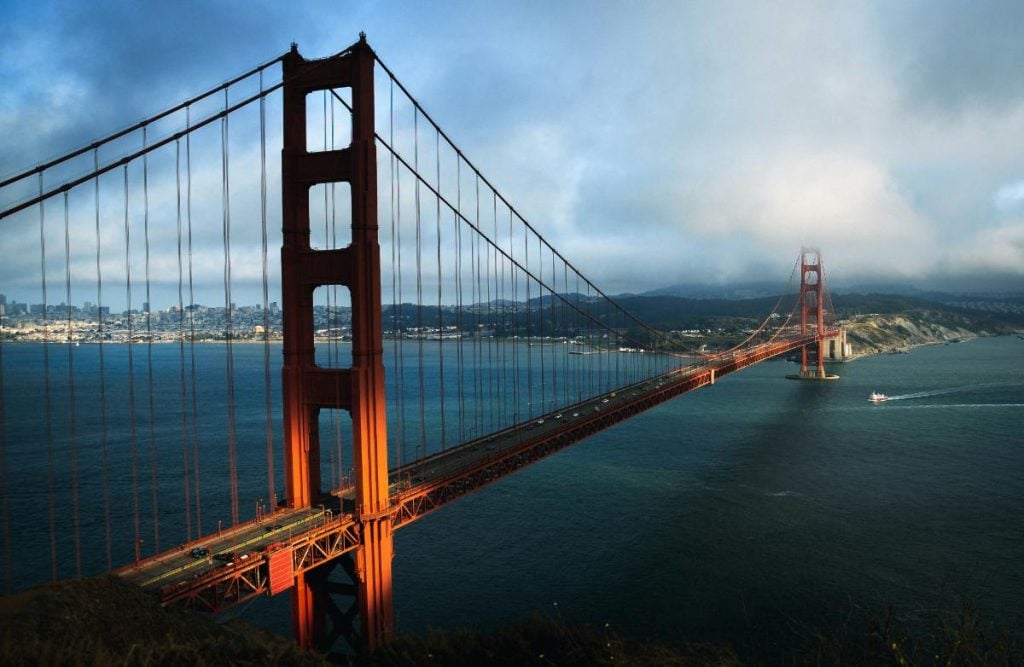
[
  {"x1": 1, "y1": 575, "x2": 1020, "y2": 665},
  {"x1": 366, "y1": 605, "x2": 1021, "y2": 666}
]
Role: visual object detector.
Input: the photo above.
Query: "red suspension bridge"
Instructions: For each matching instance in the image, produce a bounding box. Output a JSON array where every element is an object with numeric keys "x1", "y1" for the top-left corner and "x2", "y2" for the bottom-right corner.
[{"x1": 0, "y1": 35, "x2": 841, "y2": 655}]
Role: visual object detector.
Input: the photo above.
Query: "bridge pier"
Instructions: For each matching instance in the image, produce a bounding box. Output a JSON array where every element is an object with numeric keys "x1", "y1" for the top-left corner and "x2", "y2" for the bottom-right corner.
[
  {"x1": 281, "y1": 35, "x2": 394, "y2": 653},
  {"x1": 293, "y1": 555, "x2": 362, "y2": 657}
]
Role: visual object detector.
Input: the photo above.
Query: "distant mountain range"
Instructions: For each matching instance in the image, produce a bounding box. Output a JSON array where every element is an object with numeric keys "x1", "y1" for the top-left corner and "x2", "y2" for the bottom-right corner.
[{"x1": 610, "y1": 289, "x2": 1024, "y2": 334}]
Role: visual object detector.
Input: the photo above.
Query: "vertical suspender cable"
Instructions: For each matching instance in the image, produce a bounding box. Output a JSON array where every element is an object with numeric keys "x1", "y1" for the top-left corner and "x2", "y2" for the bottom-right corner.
[
  {"x1": 455, "y1": 159, "x2": 465, "y2": 443},
  {"x1": 538, "y1": 236, "x2": 545, "y2": 414},
  {"x1": 510, "y1": 208, "x2": 518, "y2": 424},
  {"x1": 611, "y1": 297, "x2": 617, "y2": 390},
  {"x1": 185, "y1": 107, "x2": 202, "y2": 535},
  {"x1": 143, "y1": 126, "x2": 160, "y2": 553},
  {"x1": 598, "y1": 290, "x2": 606, "y2": 391},
  {"x1": 95, "y1": 149, "x2": 112, "y2": 568},
  {"x1": 221, "y1": 89, "x2": 239, "y2": 525},
  {"x1": 39, "y1": 176, "x2": 58, "y2": 580},
  {"x1": 259, "y1": 72, "x2": 277, "y2": 507},
  {"x1": 398, "y1": 133, "x2": 407, "y2": 465},
  {"x1": 389, "y1": 78, "x2": 405, "y2": 467},
  {"x1": 563, "y1": 263, "x2": 569, "y2": 407},
  {"x1": 175, "y1": 140, "x2": 192, "y2": 541},
  {"x1": 414, "y1": 110, "x2": 425, "y2": 459},
  {"x1": 491, "y1": 196, "x2": 499, "y2": 427},
  {"x1": 551, "y1": 250, "x2": 558, "y2": 411},
  {"x1": 589, "y1": 283, "x2": 595, "y2": 397},
  {"x1": 575, "y1": 274, "x2": 581, "y2": 403},
  {"x1": 610, "y1": 290, "x2": 618, "y2": 389},
  {"x1": 496, "y1": 203, "x2": 506, "y2": 426},
  {"x1": 483, "y1": 197, "x2": 491, "y2": 430},
  {"x1": 471, "y1": 178, "x2": 481, "y2": 436},
  {"x1": 64, "y1": 192, "x2": 82, "y2": 576},
  {"x1": 435, "y1": 129, "x2": 445, "y2": 449},
  {"x1": 485, "y1": 195, "x2": 494, "y2": 430},
  {"x1": 525, "y1": 225, "x2": 532, "y2": 419},
  {"x1": 598, "y1": 293, "x2": 604, "y2": 393},
  {"x1": 124, "y1": 165, "x2": 141, "y2": 565}
]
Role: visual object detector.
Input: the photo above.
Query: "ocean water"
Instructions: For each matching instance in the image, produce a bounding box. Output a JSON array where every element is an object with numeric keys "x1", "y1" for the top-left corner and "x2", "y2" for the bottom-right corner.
[{"x1": 2, "y1": 336, "x2": 1022, "y2": 650}]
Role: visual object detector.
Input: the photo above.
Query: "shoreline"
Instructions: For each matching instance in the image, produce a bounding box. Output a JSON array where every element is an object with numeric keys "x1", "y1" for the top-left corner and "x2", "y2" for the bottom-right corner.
[{"x1": 5, "y1": 332, "x2": 1022, "y2": 353}]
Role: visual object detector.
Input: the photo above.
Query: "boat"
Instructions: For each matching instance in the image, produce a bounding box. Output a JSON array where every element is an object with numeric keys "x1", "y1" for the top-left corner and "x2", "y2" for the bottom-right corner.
[{"x1": 868, "y1": 392, "x2": 888, "y2": 403}]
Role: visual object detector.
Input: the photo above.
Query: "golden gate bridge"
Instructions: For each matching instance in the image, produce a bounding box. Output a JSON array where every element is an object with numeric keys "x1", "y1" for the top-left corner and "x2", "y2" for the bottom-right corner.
[{"x1": 0, "y1": 35, "x2": 840, "y2": 656}]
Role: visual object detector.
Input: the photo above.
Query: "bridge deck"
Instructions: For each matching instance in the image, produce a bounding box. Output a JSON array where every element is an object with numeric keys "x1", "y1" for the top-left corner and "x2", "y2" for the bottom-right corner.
[{"x1": 117, "y1": 334, "x2": 820, "y2": 611}]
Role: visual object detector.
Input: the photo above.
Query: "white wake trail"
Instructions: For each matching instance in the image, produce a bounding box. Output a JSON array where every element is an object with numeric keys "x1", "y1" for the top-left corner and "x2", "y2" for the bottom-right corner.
[{"x1": 887, "y1": 383, "x2": 997, "y2": 401}]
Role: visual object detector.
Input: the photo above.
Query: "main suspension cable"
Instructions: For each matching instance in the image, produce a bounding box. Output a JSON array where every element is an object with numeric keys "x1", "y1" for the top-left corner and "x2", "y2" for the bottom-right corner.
[
  {"x1": 371, "y1": 130, "x2": 675, "y2": 359},
  {"x1": 0, "y1": 55, "x2": 286, "y2": 191},
  {"x1": 370, "y1": 59, "x2": 679, "y2": 352}
]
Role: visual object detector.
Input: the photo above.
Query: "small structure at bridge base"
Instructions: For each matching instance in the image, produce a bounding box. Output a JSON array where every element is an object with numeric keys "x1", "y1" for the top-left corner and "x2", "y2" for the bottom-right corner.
[{"x1": 786, "y1": 371, "x2": 840, "y2": 381}]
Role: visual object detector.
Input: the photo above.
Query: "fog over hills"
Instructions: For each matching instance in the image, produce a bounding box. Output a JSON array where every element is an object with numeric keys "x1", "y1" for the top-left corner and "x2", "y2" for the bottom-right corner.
[{"x1": 641, "y1": 280, "x2": 1024, "y2": 301}]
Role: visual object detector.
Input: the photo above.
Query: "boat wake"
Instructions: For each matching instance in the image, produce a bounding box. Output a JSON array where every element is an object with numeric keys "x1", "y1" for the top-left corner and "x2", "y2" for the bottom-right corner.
[
  {"x1": 885, "y1": 383, "x2": 994, "y2": 402},
  {"x1": 878, "y1": 403, "x2": 1023, "y2": 410}
]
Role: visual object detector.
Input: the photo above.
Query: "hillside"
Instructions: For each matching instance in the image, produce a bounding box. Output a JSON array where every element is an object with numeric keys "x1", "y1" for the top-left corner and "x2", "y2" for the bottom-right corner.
[
  {"x1": 0, "y1": 576, "x2": 326, "y2": 666},
  {"x1": 842, "y1": 312, "x2": 999, "y2": 357},
  {"x1": 832, "y1": 294, "x2": 1023, "y2": 356},
  {"x1": 608, "y1": 292, "x2": 1023, "y2": 355}
]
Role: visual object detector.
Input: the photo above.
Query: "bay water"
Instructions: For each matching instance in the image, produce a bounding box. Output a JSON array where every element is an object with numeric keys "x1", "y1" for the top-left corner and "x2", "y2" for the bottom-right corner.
[{"x1": 2, "y1": 336, "x2": 1022, "y2": 650}]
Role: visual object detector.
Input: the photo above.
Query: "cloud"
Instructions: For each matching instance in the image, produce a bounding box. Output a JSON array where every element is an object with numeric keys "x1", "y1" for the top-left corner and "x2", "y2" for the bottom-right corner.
[
  {"x1": 947, "y1": 219, "x2": 1024, "y2": 276},
  {"x1": 878, "y1": 0, "x2": 1024, "y2": 115},
  {"x1": 2, "y1": 0, "x2": 1024, "y2": 304},
  {"x1": 993, "y1": 180, "x2": 1024, "y2": 213},
  {"x1": 679, "y1": 151, "x2": 938, "y2": 279}
]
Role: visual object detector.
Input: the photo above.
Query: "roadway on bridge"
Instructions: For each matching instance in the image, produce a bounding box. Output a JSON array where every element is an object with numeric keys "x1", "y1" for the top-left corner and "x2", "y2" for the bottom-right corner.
[{"x1": 117, "y1": 506, "x2": 331, "y2": 590}]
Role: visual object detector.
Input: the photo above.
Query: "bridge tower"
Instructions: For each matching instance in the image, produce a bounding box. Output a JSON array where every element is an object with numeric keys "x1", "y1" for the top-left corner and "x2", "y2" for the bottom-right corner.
[
  {"x1": 280, "y1": 35, "x2": 393, "y2": 651},
  {"x1": 796, "y1": 248, "x2": 838, "y2": 380}
]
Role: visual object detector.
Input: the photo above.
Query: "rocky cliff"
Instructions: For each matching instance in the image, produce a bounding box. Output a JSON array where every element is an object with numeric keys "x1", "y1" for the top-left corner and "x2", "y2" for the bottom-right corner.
[{"x1": 842, "y1": 311, "x2": 1007, "y2": 358}]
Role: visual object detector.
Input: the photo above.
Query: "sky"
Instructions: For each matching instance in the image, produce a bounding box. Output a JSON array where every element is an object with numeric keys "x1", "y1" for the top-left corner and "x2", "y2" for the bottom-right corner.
[{"x1": 2, "y1": 0, "x2": 1024, "y2": 303}]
